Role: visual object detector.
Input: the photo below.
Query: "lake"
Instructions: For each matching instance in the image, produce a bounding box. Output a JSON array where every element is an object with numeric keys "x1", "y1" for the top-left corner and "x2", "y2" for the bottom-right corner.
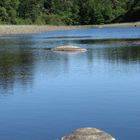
[{"x1": 0, "y1": 27, "x2": 140, "y2": 140}]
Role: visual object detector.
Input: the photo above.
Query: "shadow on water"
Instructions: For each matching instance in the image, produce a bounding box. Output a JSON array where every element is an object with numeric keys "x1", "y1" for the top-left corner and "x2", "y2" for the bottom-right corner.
[{"x1": 72, "y1": 38, "x2": 140, "y2": 46}]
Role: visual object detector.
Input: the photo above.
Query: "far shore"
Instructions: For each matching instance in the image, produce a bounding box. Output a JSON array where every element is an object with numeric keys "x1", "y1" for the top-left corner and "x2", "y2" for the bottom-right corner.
[
  {"x1": 0, "y1": 22, "x2": 140, "y2": 35},
  {"x1": 90, "y1": 22, "x2": 140, "y2": 28},
  {"x1": 0, "y1": 25, "x2": 81, "y2": 35}
]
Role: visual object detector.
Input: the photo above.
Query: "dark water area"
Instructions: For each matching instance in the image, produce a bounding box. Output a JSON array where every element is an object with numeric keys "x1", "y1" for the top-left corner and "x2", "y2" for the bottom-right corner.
[{"x1": 0, "y1": 27, "x2": 140, "y2": 140}]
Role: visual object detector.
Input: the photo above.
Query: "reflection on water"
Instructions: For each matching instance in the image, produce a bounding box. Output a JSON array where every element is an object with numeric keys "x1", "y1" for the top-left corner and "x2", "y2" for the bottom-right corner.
[
  {"x1": 0, "y1": 48, "x2": 34, "y2": 94},
  {"x1": 94, "y1": 46, "x2": 140, "y2": 62},
  {"x1": 0, "y1": 45, "x2": 140, "y2": 94},
  {"x1": 0, "y1": 27, "x2": 140, "y2": 140}
]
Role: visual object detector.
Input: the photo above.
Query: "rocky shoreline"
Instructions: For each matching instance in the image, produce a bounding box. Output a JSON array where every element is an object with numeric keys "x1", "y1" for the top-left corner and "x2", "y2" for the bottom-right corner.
[{"x1": 0, "y1": 25, "x2": 81, "y2": 35}]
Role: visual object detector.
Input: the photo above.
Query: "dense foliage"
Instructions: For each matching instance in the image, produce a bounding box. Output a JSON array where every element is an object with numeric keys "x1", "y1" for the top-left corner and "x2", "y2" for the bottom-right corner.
[{"x1": 0, "y1": 0, "x2": 140, "y2": 25}]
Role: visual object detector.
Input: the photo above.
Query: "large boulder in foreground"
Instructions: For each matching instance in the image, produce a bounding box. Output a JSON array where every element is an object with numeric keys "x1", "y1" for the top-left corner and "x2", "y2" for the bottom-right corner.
[
  {"x1": 51, "y1": 46, "x2": 87, "y2": 51},
  {"x1": 60, "y1": 128, "x2": 115, "y2": 140}
]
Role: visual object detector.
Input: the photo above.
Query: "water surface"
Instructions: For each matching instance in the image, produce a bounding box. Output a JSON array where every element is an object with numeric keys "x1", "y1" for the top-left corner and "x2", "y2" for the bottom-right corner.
[{"x1": 0, "y1": 27, "x2": 140, "y2": 140}]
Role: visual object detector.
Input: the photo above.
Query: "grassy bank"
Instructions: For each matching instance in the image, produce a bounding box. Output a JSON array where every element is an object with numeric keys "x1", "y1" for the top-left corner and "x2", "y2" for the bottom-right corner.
[{"x1": 0, "y1": 22, "x2": 140, "y2": 35}]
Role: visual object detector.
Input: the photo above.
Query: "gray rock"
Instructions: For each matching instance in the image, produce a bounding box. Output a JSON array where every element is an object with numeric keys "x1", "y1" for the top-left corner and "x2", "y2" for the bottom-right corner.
[
  {"x1": 51, "y1": 46, "x2": 87, "y2": 51},
  {"x1": 60, "y1": 128, "x2": 115, "y2": 140}
]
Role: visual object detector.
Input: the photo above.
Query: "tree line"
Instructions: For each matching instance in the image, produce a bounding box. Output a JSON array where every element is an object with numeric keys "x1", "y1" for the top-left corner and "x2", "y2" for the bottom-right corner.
[{"x1": 0, "y1": 0, "x2": 140, "y2": 25}]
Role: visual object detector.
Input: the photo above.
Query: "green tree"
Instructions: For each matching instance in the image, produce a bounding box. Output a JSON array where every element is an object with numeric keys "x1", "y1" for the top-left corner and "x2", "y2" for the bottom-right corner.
[
  {"x1": 18, "y1": 0, "x2": 43, "y2": 23},
  {"x1": 0, "y1": 0, "x2": 19, "y2": 23},
  {"x1": 0, "y1": 0, "x2": 140, "y2": 25}
]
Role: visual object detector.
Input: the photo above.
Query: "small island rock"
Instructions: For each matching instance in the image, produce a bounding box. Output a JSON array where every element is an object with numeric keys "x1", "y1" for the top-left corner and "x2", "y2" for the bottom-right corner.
[
  {"x1": 51, "y1": 46, "x2": 87, "y2": 51},
  {"x1": 60, "y1": 128, "x2": 115, "y2": 140}
]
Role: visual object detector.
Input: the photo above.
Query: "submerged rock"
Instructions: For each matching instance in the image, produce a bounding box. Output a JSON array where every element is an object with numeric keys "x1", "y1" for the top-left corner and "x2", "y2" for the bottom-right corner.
[
  {"x1": 51, "y1": 46, "x2": 87, "y2": 51},
  {"x1": 60, "y1": 128, "x2": 115, "y2": 140}
]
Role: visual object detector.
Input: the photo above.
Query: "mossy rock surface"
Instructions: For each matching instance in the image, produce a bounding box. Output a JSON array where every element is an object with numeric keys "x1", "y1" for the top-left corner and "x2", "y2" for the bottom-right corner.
[
  {"x1": 60, "y1": 128, "x2": 115, "y2": 140},
  {"x1": 51, "y1": 46, "x2": 87, "y2": 51}
]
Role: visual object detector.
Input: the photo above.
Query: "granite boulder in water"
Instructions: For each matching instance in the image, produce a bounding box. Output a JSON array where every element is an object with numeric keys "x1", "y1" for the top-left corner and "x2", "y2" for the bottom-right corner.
[
  {"x1": 51, "y1": 46, "x2": 87, "y2": 51},
  {"x1": 60, "y1": 128, "x2": 115, "y2": 140}
]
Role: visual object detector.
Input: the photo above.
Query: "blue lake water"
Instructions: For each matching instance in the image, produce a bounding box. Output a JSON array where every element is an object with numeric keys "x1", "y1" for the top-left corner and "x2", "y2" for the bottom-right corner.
[{"x1": 0, "y1": 27, "x2": 140, "y2": 140}]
